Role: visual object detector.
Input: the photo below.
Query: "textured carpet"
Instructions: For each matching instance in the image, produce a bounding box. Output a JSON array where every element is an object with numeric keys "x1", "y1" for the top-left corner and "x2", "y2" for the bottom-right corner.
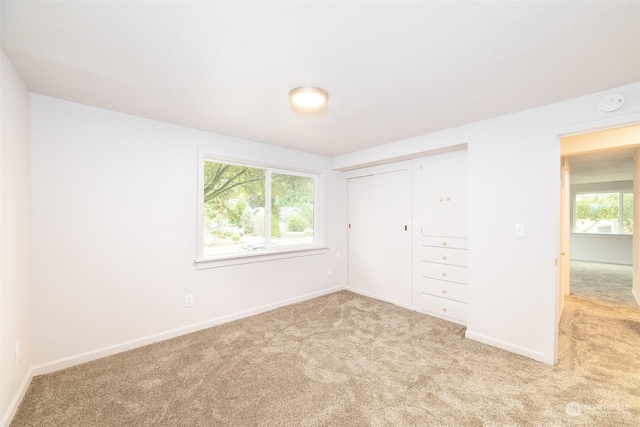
[
  {"x1": 570, "y1": 260, "x2": 636, "y2": 307},
  {"x1": 11, "y1": 290, "x2": 640, "y2": 426}
]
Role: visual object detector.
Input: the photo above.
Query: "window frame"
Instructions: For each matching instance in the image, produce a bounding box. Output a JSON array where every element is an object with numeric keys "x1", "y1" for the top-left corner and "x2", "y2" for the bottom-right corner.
[
  {"x1": 195, "y1": 149, "x2": 327, "y2": 269},
  {"x1": 572, "y1": 189, "x2": 633, "y2": 235}
]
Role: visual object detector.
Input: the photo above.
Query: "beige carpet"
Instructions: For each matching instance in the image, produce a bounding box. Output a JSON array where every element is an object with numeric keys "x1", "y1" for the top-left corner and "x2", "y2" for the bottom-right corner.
[
  {"x1": 11, "y1": 290, "x2": 640, "y2": 426},
  {"x1": 570, "y1": 260, "x2": 636, "y2": 307}
]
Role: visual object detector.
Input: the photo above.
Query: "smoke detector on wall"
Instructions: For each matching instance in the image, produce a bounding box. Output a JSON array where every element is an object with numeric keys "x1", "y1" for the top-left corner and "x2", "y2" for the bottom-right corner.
[{"x1": 598, "y1": 94, "x2": 625, "y2": 113}]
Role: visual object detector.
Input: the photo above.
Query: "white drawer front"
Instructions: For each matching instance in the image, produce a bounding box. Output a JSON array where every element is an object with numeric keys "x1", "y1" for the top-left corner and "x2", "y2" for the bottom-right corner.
[
  {"x1": 421, "y1": 236, "x2": 467, "y2": 250},
  {"x1": 420, "y1": 262, "x2": 467, "y2": 284},
  {"x1": 415, "y1": 277, "x2": 467, "y2": 303},
  {"x1": 420, "y1": 246, "x2": 467, "y2": 267},
  {"x1": 415, "y1": 294, "x2": 467, "y2": 323}
]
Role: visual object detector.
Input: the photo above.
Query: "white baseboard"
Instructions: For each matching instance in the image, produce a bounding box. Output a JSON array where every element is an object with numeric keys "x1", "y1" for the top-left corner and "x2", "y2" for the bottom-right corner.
[
  {"x1": 0, "y1": 368, "x2": 33, "y2": 427},
  {"x1": 344, "y1": 286, "x2": 411, "y2": 309},
  {"x1": 32, "y1": 286, "x2": 344, "y2": 376},
  {"x1": 465, "y1": 330, "x2": 550, "y2": 364},
  {"x1": 632, "y1": 287, "x2": 640, "y2": 307}
]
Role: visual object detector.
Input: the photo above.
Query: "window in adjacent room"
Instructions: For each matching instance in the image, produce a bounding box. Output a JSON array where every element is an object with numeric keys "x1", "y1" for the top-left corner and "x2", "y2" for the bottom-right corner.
[{"x1": 573, "y1": 191, "x2": 633, "y2": 234}]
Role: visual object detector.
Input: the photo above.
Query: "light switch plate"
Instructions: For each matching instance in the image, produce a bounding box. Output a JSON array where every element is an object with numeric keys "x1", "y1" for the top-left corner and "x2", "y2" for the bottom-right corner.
[{"x1": 515, "y1": 224, "x2": 525, "y2": 237}]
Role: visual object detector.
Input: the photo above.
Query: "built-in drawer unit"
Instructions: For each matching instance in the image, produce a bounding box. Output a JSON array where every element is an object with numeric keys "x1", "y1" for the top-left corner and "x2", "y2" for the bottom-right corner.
[
  {"x1": 419, "y1": 262, "x2": 467, "y2": 284},
  {"x1": 414, "y1": 277, "x2": 467, "y2": 303},
  {"x1": 420, "y1": 246, "x2": 467, "y2": 267},
  {"x1": 421, "y1": 236, "x2": 467, "y2": 250},
  {"x1": 414, "y1": 293, "x2": 467, "y2": 324},
  {"x1": 414, "y1": 152, "x2": 468, "y2": 326},
  {"x1": 415, "y1": 236, "x2": 468, "y2": 325}
]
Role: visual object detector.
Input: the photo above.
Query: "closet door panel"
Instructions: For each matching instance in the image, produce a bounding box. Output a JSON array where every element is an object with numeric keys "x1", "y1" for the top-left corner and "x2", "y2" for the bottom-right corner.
[
  {"x1": 418, "y1": 160, "x2": 447, "y2": 237},
  {"x1": 347, "y1": 176, "x2": 374, "y2": 294},
  {"x1": 347, "y1": 168, "x2": 411, "y2": 307},
  {"x1": 372, "y1": 170, "x2": 411, "y2": 305},
  {"x1": 443, "y1": 153, "x2": 468, "y2": 238}
]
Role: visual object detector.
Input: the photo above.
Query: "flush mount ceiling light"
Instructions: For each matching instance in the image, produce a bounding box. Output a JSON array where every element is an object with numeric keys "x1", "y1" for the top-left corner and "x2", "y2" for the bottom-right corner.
[{"x1": 288, "y1": 86, "x2": 328, "y2": 114}]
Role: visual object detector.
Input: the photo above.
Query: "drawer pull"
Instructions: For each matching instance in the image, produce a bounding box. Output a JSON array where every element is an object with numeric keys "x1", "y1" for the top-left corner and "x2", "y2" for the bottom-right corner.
[
  {"x1": 442, "y1": 272, "x2": 447, "y2": 277},
  {"x1": 442, "y1": 289, "x2": 447, "y2": 294},
  {"x1": 442, "y1": 241, "x2": 447, "y2": 246},
  {"x1": 446, "y1": 197, "x2": 451, "y2": 201},
  {"x1": 438, "y1": 197, "x2": 443, "y2": 202},
  {"x1": 442, "y1": 255, "x2": 447, "y2": 260},
  {"x1": 442, "y1": 307, "x2": 447, "y2": 312}
]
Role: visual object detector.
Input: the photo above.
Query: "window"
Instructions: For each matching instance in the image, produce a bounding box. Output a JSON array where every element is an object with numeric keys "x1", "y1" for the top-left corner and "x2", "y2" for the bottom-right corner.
[
  {"x1": 198, "y1": 155, "x2": 319, "y2": 262},
  {"x1": 573, "y1": 191, "x2": 633, "y2": 234}
]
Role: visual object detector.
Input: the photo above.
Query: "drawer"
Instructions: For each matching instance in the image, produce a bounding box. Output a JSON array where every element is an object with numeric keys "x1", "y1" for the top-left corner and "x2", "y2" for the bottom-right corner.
[
  {"x1": 421, "y1": 236, "x2": 467, "y2": 250},
  {"x1": 420, "y1": 262, "x2": 467, "y2": 284},
  {"x1": 414, "y1": 293, "x2": 467, "y2": 323},
  {"x1": 414, "y1": 277, "x2": 467, "y2": 303},
  {"x1": 420, "y1": 246, "x2": 467, "y2": 267}
]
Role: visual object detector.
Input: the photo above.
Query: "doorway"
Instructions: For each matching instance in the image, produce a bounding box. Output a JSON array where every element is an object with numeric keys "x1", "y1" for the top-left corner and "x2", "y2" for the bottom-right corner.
[
  {"x1": 558, "y1": 125, "x2": 640, "y2": 318},
  {"x1": 556, "y1": 124, "x2": 640, "y2": 368}
]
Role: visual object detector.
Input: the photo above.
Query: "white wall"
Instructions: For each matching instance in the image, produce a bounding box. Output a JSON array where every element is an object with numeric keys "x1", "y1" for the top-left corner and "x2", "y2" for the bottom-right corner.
[
  {"x1": 334, "y1": 82, "x2": 640, "y2": 364},
  {"x1": 0, "y1": 50, "x2": 32, "y2": 424},
  {"x1": 570, "y1": 234, "x2": 632, "y2": 265},
  {"x1": 30, "y1": 94, "x2": 346, "y2": 371}
]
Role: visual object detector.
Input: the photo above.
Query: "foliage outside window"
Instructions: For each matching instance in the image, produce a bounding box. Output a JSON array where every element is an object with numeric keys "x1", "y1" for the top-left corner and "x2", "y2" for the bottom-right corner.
[
  {"x1": 202, "y1": 160, "x2": 316, "y2": 258},
  {"x1": 574, "y1": 192, "x2": 633, "y2": 235}
]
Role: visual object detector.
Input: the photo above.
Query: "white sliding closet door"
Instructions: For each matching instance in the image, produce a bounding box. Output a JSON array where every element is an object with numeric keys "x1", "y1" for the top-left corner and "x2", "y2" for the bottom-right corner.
[
  {"x1": 348, "y1": 175, "x2": 374, "y2": 294},
  {"x1": 348, "y1": 169, "x2": 411, "y2": 306}
]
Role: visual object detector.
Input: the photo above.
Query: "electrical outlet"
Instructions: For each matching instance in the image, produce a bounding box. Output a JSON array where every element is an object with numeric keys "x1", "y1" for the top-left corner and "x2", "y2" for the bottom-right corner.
[
  {"x1": 184, "y1": 294, "x2": 194, "y2": 308},
  {"x1": 15, "y1": 340, "x2": 21, "y2": 364},
  {"x1": 336, "y1": 252, "x2": 341, "y2": 260},
  {"x1": 327, "y1": 266, "x2": 333, "y2": 275}
]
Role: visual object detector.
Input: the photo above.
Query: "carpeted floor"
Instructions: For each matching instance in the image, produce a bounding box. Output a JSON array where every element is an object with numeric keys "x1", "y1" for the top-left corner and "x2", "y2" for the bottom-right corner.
[
  {"x1": 570, "y1": 260, "x2": 636, "y2": 307},
  {"x1": 11, "y1": 288, "x2": 640, "y2": 426}
]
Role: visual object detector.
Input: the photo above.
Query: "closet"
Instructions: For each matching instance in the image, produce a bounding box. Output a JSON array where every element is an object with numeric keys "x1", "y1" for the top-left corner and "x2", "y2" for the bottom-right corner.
[
  {"x1": 412, "y1": 151, "x2": 468, "y2": 325},
  {"x1": 347, "y1": 164, "x2": 411, "y2": 306},
  {"x1": 346, "y1": 152, "x2": 468, "y2": 326}
]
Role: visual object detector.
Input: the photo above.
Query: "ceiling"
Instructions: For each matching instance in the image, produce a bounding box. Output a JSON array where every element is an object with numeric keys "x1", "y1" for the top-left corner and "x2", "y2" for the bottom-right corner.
[
  {"x1": 568, "y1": 147, "x2": 637, "y2": 185},
  {"x1": 2, "y1": 1, "x2": 639, "y2": 157}
]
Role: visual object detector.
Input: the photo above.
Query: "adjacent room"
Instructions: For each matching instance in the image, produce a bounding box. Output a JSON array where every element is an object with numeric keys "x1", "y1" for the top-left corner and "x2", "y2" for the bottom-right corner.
[
  {"x1": 567, "y1": 142, "x2": 636, "y2": 307},
  {"x1": 2, "y1": 1, "x2": 639, "y2": 426}
]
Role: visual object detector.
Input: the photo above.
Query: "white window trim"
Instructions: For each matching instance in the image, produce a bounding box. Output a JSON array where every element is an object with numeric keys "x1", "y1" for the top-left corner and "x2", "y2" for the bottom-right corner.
[
  {"x1": 195, "y1": 149, "x2": 327, "y2": 268},
  {"x1": 194, "y1": 246, "x2": 329, "y2": 270}
]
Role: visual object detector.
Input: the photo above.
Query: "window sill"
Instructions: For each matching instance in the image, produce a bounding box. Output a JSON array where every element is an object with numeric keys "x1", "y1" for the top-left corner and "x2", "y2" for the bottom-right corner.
[
  {"x1": 571, "y1": 233, "x2": 632, "y2": 239},
  {"x1": 194, "y1": 246, "x2": 329, "y2": 270}
]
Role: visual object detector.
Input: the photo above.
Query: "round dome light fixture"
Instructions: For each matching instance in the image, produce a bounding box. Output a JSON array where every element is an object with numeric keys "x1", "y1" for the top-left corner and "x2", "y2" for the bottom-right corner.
[{"x1": 288, "y1": 86, "x2": 328, "y2": 114}]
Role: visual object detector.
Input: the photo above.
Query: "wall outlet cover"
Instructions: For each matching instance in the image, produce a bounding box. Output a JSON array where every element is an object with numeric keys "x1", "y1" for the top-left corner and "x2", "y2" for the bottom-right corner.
[{"x1": 184, "y1": 294, "x2": 194, "y2": 308}]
